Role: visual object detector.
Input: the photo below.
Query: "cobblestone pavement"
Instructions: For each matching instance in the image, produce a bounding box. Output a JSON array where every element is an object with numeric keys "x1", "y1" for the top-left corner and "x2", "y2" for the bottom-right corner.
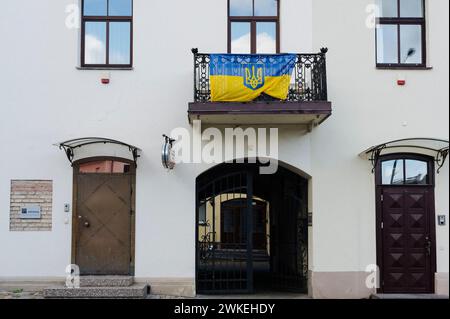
[
  {"x1": 0, "y1": 289, "x2": 44, "y2": 299},
  {"x1": 0, "y1": 289, "x2": 185, "y2": 299},
  {"x1": 0, "y1": 289, "x2": 307, "y2": 299}
]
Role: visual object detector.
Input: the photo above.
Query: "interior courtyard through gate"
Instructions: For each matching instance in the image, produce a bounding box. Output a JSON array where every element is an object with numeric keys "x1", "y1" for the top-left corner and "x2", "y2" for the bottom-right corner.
[{"x1": 196, "y1": 162, "x2": 309, "y2": 294}]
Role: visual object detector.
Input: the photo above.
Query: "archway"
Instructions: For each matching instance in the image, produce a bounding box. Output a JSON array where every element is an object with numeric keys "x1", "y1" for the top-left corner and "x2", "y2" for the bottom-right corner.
[{"x1": 196, "y1": 161, "x2": 309, "y2": 294}]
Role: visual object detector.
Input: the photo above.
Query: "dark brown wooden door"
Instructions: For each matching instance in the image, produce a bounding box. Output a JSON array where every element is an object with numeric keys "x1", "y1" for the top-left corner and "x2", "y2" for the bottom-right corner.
[
  {"x1": 380, "y1": 186, "x2": 434, "y2": 293},
  {"x1": 75, "y1": 173, "x2": 132, "y2": 275},
  {"x1": 221, "y1": 200, "x2": 267, "y2": 250}
]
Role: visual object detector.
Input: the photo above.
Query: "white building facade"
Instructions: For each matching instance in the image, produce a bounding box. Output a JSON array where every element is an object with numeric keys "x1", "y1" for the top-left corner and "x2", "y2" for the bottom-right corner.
[{"x1": 0, "y1": 0, "x2": 448, "y2": 298}]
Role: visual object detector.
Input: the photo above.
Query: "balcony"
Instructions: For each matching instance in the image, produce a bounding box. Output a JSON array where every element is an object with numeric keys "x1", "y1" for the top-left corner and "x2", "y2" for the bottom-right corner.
[{"x1": 188, "y1": 48, "x2": 332, "y2": 127}]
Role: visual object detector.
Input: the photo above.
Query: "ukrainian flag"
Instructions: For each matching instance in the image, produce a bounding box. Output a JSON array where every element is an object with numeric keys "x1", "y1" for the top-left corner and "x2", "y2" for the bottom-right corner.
[{"x1": 210, "y1": 54, "x2": 297, "y2": 102}]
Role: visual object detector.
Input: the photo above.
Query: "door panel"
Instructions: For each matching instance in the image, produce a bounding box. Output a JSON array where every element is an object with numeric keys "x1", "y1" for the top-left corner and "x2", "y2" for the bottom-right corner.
[
  {"x1": 381, "y1": 187, "x2": 433, "y2": 293},
  {"x1": 75, "y1": 173, "x2": 132, "y2": 275}
]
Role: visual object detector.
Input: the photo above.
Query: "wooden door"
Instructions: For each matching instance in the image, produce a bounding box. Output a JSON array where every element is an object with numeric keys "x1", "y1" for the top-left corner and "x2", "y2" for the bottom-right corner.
[
  {"x1": 74, "y1": 161, "x2": 134, "y2": 275},
  {"x1": 380, "y1": 187, "x2": 434, "y2": 293},
  {"x1": 221, "y1": 199, "x2": 267, "y2": 250}
]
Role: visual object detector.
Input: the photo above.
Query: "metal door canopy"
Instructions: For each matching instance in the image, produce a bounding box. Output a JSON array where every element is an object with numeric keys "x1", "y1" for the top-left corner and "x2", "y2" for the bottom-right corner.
[
  {"x1": 359, "y1": 138, "x2": 449, "y2": 173},
  {"x1": 55, "y1": 137, "x2": 141, "y2": 166}
]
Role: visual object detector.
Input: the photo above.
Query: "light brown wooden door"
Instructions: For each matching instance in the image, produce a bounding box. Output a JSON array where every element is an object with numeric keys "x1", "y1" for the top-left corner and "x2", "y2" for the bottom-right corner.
[{"x1": 75, "y1": 172, "x2": 132, "y2": 275}]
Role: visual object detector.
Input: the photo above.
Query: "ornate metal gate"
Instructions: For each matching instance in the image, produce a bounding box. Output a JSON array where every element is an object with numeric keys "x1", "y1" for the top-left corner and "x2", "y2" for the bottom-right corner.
[
  {"x1": 270, "y1": 172, "x2": 308, "y2": 292},
  {"x1": 196, "y1": 164, "x2": 308, "y2": 294},
  {"x1": 196, "y1": 170, "x2": 254, "y2": 294}
]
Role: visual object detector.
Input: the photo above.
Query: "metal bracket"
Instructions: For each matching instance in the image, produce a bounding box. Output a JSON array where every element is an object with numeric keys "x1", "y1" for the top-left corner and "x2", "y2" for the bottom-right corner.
[
  {"x1": 129, "y1": 146, "x2": 140, "y2": 168},
  {"x1": 59, "y1": 145, "x2": 75, "y2": 166},
  {"x1": 436, "y1": 148, "x2": 449, "y2": 174},
  {"x1": 369, "y1": 144, "x2": 387, "y2": 173}
]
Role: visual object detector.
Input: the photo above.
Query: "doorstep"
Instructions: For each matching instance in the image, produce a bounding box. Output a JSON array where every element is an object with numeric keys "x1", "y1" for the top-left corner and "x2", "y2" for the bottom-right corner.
[{"x1": 43, "y1": 276, "x2": 150, "y2": 299}]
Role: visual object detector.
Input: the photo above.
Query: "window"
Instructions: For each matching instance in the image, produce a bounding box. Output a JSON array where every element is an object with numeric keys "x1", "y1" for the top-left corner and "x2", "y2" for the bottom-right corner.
[
  {"x1": 198, "y1": 202, "x2": 207, "y2": 225},
  {"x1": 376, "y1": 0, "x2": 426, "y2": 67},
  {"x1": 228, "y1": 0, "x2": 279, "y2": 54},
  {"x1": 81, "y1": 0, "x2": 133, "y2": 67},
  {"x1": 381, "y1": 158, "x2": 430, "y2": 185},
  {"x1": 78, "y1": 160, "x2": 131, "y2": 173}
]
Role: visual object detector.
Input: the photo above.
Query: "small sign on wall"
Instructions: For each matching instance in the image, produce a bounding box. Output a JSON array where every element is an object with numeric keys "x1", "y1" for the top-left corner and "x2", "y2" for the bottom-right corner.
[
  {"x1": 20, "y1": 205, "x2": 41, "y2": 219},
  {"x1": 10, "y1": 180, "x2": 53, "y2": 231}
]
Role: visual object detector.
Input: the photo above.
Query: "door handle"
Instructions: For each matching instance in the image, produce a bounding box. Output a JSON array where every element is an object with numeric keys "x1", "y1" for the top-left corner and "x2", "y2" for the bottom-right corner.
[
  {"x1": 425, "y1": 236, "x2": 432, "y2": 256},
  {"x1": 78, "y1": 215, "x2": 90, "y2": 228}
]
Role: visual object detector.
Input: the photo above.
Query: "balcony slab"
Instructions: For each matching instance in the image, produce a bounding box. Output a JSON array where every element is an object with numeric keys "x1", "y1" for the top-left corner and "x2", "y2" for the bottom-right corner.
[{"x1": 188, "y1": 101, "x2": 332, "y2": 126}]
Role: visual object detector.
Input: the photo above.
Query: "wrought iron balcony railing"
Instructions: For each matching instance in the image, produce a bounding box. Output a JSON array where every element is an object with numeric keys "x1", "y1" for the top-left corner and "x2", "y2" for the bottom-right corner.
[{"x1": 192, "y1": 48, "x2": 328, "y2": 103}]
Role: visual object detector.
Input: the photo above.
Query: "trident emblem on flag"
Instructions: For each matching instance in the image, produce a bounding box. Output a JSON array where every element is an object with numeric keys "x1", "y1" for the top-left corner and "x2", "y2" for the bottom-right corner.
[{"x1": 244, "y1": 64, "x2": 265, "y2": 90}]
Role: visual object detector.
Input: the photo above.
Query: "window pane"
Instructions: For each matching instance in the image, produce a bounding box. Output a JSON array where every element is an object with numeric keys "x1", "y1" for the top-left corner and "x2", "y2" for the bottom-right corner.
[
  {"x1": 79, "y1": 161, "x2": 130, "y2": 173},
  {"x1": 229, "y1": 0, "x2": 253, "y2": 16},
  {"x1": 256, "y1": 22, "x2": 277, "y2": 53},
  {"x1": 109, "y1": 0, "x2": 132, "y2": 16},
  {"x1": 254, "y1": 0, "x2": 278, "y2": 16},
  {"x1": 198, "y1": 202, "x2": 207, "y2": 224},
  {"x1": 84, "y1": 0, "x2": 107, "y2": 16},
  {"x1": 109, "y1": 22, "x2": 131, "y2": 64},
  {"x1": 400, "y1": 25, "x2": 422, "y2": 64},
  {"x1": 405, "y1": 160, "x2": 428, "y2": 184},
  {"x1": 377, "y1": 24, "x2": 398, "y2": 64},
  {"x1": 84, "y1": 22, "x2": 106, "y2": 64},
  {"x1": 400, "y1": 0, "x2": 424, "y2": 17},
  {"x1": 377, "y1": 0, "x2": 398, "y2": 17},
  {"x1": 382, "y1": 160, "x2": 404, "y2": 185},
  {"x1": 231, "y1": 22, "x2": 251, "y2": 53}
]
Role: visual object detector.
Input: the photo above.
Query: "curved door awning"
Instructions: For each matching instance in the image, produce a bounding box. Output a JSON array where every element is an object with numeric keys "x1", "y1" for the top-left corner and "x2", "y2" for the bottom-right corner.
[
  {"x1": 56, "y1": 137, "x2": 141, "y2": 166},
  {"x1": 359, "y1": 138, "x2": 449, "y2": 173}
]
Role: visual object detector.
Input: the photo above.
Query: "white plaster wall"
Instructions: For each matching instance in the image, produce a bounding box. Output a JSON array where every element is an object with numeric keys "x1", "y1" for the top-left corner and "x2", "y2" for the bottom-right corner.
[
  {"x1": 0, "y1": 0, "x2": 315, "y2": 279},
  {"x1": 0, "y1": 0, "x2": 447, "y2": 288},
  {"x1": 310, "y1": 0, "x2": 449, "y2": 277}
]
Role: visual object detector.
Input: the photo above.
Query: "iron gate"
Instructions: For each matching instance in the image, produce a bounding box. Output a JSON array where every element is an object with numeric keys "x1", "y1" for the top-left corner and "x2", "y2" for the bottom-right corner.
[
  {"x1": 196, "y1": 171, "x2": 254, "y2": 294},
  {"x1": 196, "y1": 164, "x2": 308, "y2": 294},
  {"x1": 270, "y1": 173, "x2": 308, "y2": 292}
]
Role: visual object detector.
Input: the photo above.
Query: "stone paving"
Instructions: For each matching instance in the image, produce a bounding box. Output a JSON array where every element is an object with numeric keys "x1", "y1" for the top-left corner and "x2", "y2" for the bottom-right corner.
[
  {"x1": 0, "y1": 288, "x2": 185, "y2": 299},
  {"x1": 1, "y1": 289, "x2": 310, "y2": 299},
  {"x1": 0, "y1": 289, "x2": 44, "y2": 299}
]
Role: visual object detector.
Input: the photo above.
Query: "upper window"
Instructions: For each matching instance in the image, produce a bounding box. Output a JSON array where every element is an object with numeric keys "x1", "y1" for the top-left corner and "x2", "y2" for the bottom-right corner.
[
  {"x1": 81, "y1": 0, "x2": 133, "y2": 67},
  {"x1": 78, "y1": 160, "x2": 131, "y2": 173},
  {"x1": 228, "y1": 0, "x2": 279, "y2": 54},
  {"x1": 376, "y1": 0, "x2": 426, "y2": 68},
  {"x1": 381, "y1": 158, "x2": 430, "y2": 185}
]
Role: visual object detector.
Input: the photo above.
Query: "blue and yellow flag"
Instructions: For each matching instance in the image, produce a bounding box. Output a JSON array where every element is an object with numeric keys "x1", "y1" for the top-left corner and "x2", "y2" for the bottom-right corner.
[{"x1": 210, "y1": 54, "x2": 297, "y2": 102}]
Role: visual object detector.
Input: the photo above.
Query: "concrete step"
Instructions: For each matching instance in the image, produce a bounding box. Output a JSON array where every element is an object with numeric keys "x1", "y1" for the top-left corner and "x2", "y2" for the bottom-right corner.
[
  {"x1": 43, "y1": 283, "x2": 149, "y2": 299},
  {"x1": 79, "y1": 276, "x2": 134, "y2": 287},
  {"x1": 370, "y1": 294, "x2": 449, "y2": 299}
]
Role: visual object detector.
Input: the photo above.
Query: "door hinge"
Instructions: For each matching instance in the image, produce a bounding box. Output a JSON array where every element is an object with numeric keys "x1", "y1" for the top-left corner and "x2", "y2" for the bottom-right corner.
[
  {"x1": 381, "y1": 222, "x2": 384, "y2": 229},
  {"x1": 380, "y1": 194, "x2": 384, "y2": 202}
]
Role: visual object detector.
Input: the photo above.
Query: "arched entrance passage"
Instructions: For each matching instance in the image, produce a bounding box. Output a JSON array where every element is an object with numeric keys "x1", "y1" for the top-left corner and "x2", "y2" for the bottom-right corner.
[{"x1": 196, "y1": 162, "x2": 308, "y2": 294}]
